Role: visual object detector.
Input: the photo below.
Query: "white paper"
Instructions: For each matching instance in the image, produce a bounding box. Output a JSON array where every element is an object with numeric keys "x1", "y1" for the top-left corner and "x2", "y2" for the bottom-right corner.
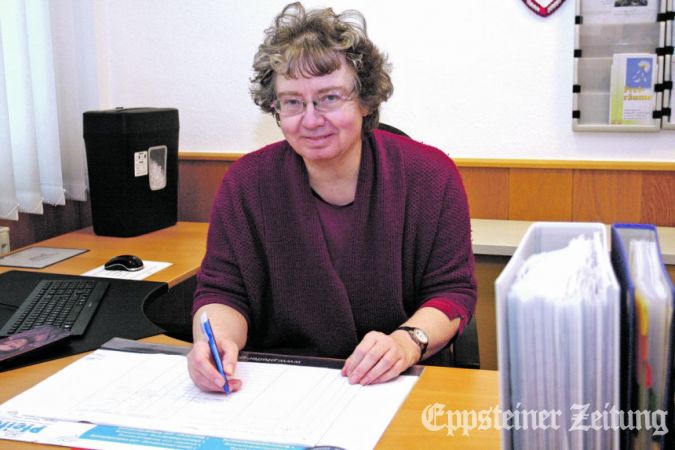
[
  {"x1": 581, "y1": 0, "x2": 659, "y2": 25},
  {"x1": 81, "y1": 260, "x2": 172, "y2": 280},
  {"x1": 495, "y1": 223, "x2": 620, "y2": 450},
  {"x1": 0, "y1": 416, "x2": 303, "y2": 450},
  {"x1": 134, "y1": 151, "x2": 148, "y2": 177},
  {"x1": 0, "y1": 348, "x2": 418, "y2": 449}
]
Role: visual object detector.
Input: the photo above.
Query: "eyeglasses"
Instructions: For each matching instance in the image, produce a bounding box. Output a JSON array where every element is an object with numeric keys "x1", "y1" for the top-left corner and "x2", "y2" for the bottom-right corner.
[{"x1": 273, "y1": 88, "x2": 356, "y2": 117}]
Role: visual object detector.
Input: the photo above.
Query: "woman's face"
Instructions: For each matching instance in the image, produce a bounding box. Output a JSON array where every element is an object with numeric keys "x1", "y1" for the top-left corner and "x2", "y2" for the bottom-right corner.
[
  {"x1": 0, "y1": 337, "x2": 28, "y2": 352},
  {"x1": 274, "y1": 61, "x2": 367, "y2": 165}
]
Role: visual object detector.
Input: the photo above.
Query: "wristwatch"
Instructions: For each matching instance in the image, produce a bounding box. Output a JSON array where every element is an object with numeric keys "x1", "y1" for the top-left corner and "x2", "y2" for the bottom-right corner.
[{"x1": 397, "y1": 326, "x2": 428, "y2": 357}]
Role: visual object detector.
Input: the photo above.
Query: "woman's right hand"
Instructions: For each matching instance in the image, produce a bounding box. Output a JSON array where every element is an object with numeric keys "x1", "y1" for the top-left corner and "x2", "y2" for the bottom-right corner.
[{"x1": 187, "y1": 337, "x2": 242, "y2": 393}]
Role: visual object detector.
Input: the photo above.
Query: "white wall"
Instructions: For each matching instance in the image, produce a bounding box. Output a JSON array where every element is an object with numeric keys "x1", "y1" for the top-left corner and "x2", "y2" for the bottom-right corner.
[{"x1": 90, "y1": 0, "x2": 674, "y2": 161}]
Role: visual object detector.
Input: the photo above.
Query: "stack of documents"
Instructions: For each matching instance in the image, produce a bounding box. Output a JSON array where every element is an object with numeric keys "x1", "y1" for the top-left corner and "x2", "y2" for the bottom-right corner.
[
  {"x1": 496, "y1": 222, "x2": 620, "y2": 450},
  {"x1": 611, "y1": 224, "x2": 674, "y2": 450},
  {"x1": 0, "y1": 338, "x2": 420, "y2": 450}
]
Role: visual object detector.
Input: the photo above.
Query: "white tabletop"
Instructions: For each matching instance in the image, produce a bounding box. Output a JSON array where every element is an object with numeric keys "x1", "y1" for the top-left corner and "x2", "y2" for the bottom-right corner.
[{"x1": 470, "y1": 219, "x2": 675, "y2": 265}]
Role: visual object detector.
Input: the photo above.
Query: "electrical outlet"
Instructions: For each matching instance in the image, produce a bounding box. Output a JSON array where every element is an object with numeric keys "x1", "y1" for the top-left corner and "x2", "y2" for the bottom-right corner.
[{"x1": 0, "y1": 226, "x2": 9, "y2": 255}]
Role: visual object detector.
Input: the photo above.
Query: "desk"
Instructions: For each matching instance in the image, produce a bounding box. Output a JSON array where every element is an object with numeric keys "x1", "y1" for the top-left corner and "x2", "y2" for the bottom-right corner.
[
  {"x1": 1, "y1": 219, "x2": 671, "y2": 447},
  {"x1": 1, "y1": 221, "x2": 500, "y2": 447},
  {"x1": 4, "y1": 220, "x2": 673, "y2": 370},
  {"x1": 0, "y1": 222, "x2": 210, "y2": 339},
  {"x1": 0, "y1": 222, "x2": 209, "y2": 288},
  {"x1": 0, "y1": 335, "x2": 501, "y2": 450},
  {"x1": 6, "y1": 219, "x2": 670, "y2": 285}
]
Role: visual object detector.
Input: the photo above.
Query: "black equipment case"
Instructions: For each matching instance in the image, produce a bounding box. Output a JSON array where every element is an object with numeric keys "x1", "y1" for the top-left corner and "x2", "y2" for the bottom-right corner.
[{"x1": 83, "y1": 107, "x2": 179, "y2": 237}]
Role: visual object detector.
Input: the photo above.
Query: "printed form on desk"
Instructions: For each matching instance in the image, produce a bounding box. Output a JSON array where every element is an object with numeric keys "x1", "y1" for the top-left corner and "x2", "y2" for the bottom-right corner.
[{"x1": 0, "y1": 338, "x2": 420, "y2": 450}]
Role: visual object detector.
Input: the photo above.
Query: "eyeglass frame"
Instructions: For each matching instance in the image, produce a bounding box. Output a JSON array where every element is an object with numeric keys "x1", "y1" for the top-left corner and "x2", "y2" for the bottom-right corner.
[{"x1": 272, "y1": 87, "x2": 358, "y2": 118}]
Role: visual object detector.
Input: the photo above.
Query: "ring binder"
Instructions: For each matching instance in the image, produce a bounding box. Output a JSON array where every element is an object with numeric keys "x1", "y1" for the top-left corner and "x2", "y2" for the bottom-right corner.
[
  {"x1": 611, "y1": 224, "x2": 674, "y2": 450},
  {"x1": 494, "y1": 221, "x2": 675, "y2": 450},
  {"x1": 496, "y1": 222, "x2": 620, "y2": 450}
]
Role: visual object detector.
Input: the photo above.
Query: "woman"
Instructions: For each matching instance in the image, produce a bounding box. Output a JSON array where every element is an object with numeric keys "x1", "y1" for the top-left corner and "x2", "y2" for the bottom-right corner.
[{"x1": 187, "y1": 2, "x2": 476, "y2": 392}]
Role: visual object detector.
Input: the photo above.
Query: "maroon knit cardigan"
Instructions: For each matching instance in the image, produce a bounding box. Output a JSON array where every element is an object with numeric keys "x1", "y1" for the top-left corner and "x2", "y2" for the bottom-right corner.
[{"x1": 194, "y1": 130, "x2": 477, "y2": 359}]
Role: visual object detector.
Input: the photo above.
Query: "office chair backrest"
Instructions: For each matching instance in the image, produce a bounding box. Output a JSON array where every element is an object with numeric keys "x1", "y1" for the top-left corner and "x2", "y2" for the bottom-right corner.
[
  {"x1": 376, "y1": 121, "x2": 479, "y2": 369},
  {"x1": 376, "y1": 122, "x2": 409, "y2": 138},
  {"x1": 449, "y1": 317, "x2": 480, "y2": 369}
]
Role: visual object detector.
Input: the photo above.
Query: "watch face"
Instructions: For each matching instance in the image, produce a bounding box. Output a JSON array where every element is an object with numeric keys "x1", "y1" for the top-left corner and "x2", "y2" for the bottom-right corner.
[{"x1": 413, "y1": 328, "x2": 428, "y2": 344}]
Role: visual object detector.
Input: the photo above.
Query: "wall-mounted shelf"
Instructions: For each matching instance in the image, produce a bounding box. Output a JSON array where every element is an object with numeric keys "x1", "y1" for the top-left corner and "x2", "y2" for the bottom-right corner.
[
  {"x1": 662, "y1": 0, "x2": 675, "y2": 128},
  {"x1": 573, "y1": 0, "x2": 673, "y2": 132}
]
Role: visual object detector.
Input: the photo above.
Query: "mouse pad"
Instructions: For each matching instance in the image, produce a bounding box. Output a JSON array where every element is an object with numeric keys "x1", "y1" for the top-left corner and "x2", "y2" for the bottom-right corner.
[
  {"x1": 81, "y1": 260, "x2": 172, "y2": 280},
  {"x1": 0, "y1": 271, "x2": 166, "y2": 371},
  {"x1": 0, "y1": 247, "x2": 88, "y2": 269}
]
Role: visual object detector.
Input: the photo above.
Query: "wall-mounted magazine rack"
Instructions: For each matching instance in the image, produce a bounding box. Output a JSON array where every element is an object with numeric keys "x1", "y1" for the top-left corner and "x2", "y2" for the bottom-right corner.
[
  {"x1": 662, "y1": 0, "x2": 675, "y2": 128},
  {"x1": 573, "y1": 0, "x2": 669, "y2": 132}
]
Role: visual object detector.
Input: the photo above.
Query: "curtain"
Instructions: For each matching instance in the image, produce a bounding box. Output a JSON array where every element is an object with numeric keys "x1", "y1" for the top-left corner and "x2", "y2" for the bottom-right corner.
[{"x1": 0, "y1": 0, "x2": 97, "y2": 221}]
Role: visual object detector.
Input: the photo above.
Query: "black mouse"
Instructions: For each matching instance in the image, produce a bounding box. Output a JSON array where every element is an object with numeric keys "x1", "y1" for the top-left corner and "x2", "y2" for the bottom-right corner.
[{"x1": 104, "y1": 254, "x2": 144, "y2": 271}]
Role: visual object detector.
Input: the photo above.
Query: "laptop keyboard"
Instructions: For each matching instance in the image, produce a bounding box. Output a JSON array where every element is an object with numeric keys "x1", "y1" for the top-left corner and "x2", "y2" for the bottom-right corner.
[{"x1": 0, "y1": 279, "x2": 109, "y2": 336}]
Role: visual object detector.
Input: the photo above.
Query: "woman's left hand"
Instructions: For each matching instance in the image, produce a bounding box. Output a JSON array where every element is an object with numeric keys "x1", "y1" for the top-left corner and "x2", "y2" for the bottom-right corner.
[{"x1": 341, "y1": 330, "x2": 419, "y2": 385}]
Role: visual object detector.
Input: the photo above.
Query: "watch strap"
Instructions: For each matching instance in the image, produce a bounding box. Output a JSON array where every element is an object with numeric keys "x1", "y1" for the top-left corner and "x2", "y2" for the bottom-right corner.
[{"x1": 396, "y1": 326, "x2": 428, "y2": 357}]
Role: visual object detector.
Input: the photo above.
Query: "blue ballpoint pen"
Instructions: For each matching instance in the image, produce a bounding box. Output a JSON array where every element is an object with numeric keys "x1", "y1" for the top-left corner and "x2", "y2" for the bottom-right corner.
[{"x1": 200, "y1": 312, "x2": 231, "y2": 394}]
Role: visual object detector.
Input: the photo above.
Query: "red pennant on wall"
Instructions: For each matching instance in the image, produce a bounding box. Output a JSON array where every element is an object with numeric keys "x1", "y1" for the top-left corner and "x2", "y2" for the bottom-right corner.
[{"x1": 522, "y1": 0, "x2": 567, "y2": 17}]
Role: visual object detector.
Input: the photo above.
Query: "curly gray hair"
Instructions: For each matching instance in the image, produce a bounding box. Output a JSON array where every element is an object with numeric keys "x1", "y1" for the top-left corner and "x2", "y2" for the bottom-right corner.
[{"x1": 250, "y1": 2, "x2": 393, "y2": 133}]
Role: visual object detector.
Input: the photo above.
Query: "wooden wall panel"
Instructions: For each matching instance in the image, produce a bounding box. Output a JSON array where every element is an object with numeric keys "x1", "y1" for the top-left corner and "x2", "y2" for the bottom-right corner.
[
  {"x1": 178, "y1": 160, "x2": 232, "y2": 222},
  {"x1": 3, "y1": 158, "x2": 667, "y2": 252},
  {"x1": 176, "y1": 159, "x2": 673, "y2": 227},
  {"x1": 473, "y1": 255, "x2": 507, "y2": 370},
  {"x1": 0, "y1": 201, "x2": 90, "y2": 250},
  {"x1": 459, "y1": 167, "x2": 509, "y2": 219},
  {"x1": 641, "y1": 171, "x2": 675, "y2": 227},
  {"x1": 572, "y1": 170, "x2": 642, "y2": 224},
  {"x1": 508, "y1": 169, "x2": 574, "y2": 221}
]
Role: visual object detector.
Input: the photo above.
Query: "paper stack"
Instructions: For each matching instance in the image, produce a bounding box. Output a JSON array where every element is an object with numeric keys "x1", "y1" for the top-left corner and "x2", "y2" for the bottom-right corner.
[{"x1": 496, "y1": 222, "x2": 620, "y2": 450}]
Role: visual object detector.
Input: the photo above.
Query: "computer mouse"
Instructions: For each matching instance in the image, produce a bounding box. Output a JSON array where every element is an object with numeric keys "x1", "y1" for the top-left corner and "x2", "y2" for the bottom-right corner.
[{"x1": 104, "y1": 254, "x2": 144, "y2": 271}]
